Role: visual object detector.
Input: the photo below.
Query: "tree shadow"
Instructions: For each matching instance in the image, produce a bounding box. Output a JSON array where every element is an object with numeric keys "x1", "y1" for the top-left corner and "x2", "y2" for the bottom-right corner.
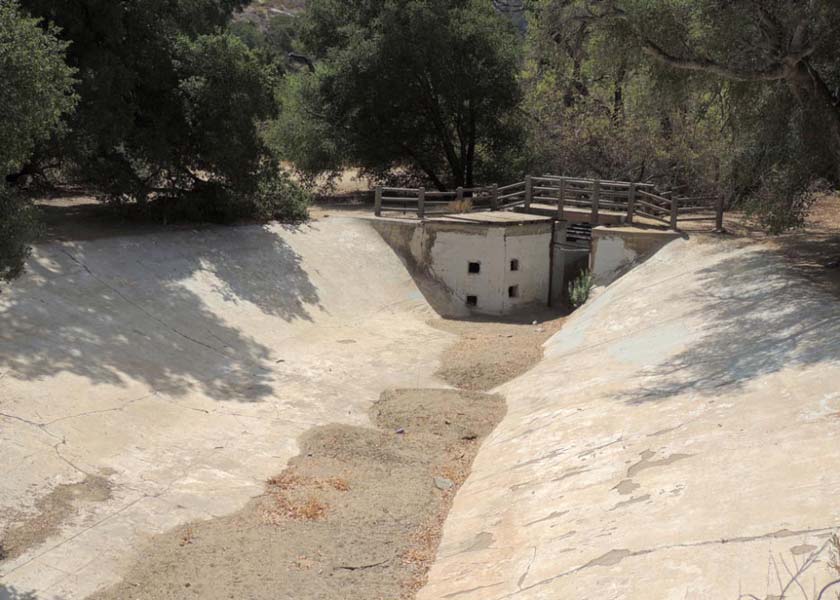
[
  {"x1": 621, "y1": 247, "x2": 840, "y2": 404},
  {"x1": 0, "y1": 585, "x2": 41, "y2": 600},
  {"x1": 0, "y1": 224, "x2": 321, "y2": 402}
]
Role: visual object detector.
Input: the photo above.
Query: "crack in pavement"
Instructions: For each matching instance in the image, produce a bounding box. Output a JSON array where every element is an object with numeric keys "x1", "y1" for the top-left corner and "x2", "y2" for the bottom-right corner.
[{"x1": 496, "y1": 526, "x2": 839, "y2": 598}]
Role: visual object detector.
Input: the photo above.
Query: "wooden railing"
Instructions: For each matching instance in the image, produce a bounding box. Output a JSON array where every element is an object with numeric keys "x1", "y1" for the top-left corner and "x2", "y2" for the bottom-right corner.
[
  {"x1": 374, "y1": 175, "x2": 724, "y2": 230},
  {"x1": 374, "y1": 185, "x2": 499, "y2": 219}
]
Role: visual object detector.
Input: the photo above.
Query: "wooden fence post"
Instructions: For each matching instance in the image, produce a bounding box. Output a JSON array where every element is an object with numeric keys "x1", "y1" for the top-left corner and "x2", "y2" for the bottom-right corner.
[
  {"x1": 374, "y1": 186, "x2": 382, "y2": 217},
  {"x1": 491, "y1": 184, "x2": 498, "y2": 211},
  {"x1": 670, "y1": 196, "x2": 679, "y2": 230},
  {"x1": 715, "y1": 195, "x2": 724, "y2": 232},
  {"x1": 591, "y1": 179, "x2": 601, "y2": 225},
  {"x1": 418, "y1": 187, "x2": 426, "y2": 220},
  {"x1": 456, "y1": 186, "x2": 464, "y2": 209},
  {"x1": 557, "y1": 177, "x2": 565, "y2": 220},
  {"x1": 524, "y1": 175, "x2": 533, "y2": 210},
  {"x1": 627, "y1": 183, "x2": 636, "y2": 225}
]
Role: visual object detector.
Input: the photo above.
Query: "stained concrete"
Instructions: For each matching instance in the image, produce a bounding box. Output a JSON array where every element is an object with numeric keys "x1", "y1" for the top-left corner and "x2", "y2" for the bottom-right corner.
[
  {"x1": 0, "y1": 217, "x2": 454, "y2": 599},
  {"x1": 419, "y1": 237, "x2": 840, "y2": 599},
  {"x1": 590, "y1": 226, "x2": 682, "y2": 285}
]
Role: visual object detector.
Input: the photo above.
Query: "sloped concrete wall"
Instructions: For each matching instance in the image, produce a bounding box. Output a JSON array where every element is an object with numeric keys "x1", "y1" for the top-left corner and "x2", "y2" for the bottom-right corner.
[
  {"x1": 420, "y1": 237, "x2": 840, "y2": 599},
  {"x1": 590, "y1": 226, "x2": 681, "y2": 285}
]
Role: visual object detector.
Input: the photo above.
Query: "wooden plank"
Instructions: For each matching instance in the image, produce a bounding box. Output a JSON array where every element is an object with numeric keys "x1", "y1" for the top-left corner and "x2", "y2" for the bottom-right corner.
[
  {"x1": 635, "y1": 209, "x2": 670, "y2": 224},
  {"x1": 374, "y1": 186, "x2": 382, "y2": 216},
  {"x1": 382, "y1": 196, "x2": 417, "y2": 203},
  {"x1": 678, "y1": 215, "x2": 718, "y2": 222},
  {"x1": 497, "y1": 181, "x2": 524, "y2": 193},
  {"x1": 540, "y1": 175, "x2": 655, "y2": 188},
  {"x1": 498, "y1": 200, "x2": 525, "y2": 209},
  {"x1": 558, "y1": 177, "x2": 566, "y2": 220},
  {"x1": 417, "y1": 187, "x2": 425, "y2": 219},
  {"x1": 635, "y1": 199, "x2": 667, "y2": 213},
  {"x1": 381, "y1": 187, "x2": 421, "y2": 193},
  {"x1": 592, "y1": 179, "x2": 600, "y2": 225},
  {"x1": 524, "y1": 175, "x2": 533, "y2": 209},
  {"x1": 670, "y1": 196, "x2": 678, "y2": 230},
  {"x1": 627, "y1": 183, "x2": 636, "y2": 225}
]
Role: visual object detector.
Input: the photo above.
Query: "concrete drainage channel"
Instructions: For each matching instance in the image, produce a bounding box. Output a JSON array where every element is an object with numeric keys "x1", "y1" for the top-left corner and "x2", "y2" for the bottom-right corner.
[{"x1": 79, "y1": 308, "x2": 570, "y2": 600}]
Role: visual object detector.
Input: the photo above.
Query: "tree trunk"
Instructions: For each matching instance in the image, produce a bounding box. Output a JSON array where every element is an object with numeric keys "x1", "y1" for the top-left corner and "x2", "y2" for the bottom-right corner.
[{"x1": 786, "y1": 59, "x2": 840, "y2": 180}]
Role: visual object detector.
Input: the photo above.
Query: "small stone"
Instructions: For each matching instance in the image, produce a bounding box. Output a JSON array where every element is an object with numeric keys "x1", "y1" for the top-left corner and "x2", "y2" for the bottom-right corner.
[
  {"x1": 532, "y1": 320, "x2": 538, "y2": 325},
  {"x1": 395, "y1": 428, "x2": 405, "y2": 435},
  {"x1": 434, "y1": 476, "x2": 455, "y2": 491}
]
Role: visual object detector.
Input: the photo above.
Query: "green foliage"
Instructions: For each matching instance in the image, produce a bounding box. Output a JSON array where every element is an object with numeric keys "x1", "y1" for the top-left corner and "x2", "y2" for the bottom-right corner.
[
  {"x1": 0, "y1": 0, "x2": 76, "y2": 177},
  {"x1": 0, "y1": 185, "x2": 41, "y2": 284},
  {"x1": 19, "y1": 0, "x2": 305, "y2": 223},
  {"x1": 0, "y1": 0, "x2": 74, "y2": 283},
  {"x1": 528, "y1": 0, "x2": 840, "y2": 231},
  {"x1": 229, "y1": 13, "x2": 302, "y2": 71},
  {"x1": 273, "y1": 0, "x2": 528, "y2": 189},
  {"x1": 568, "y1": 269, "x2": 594, "y2": 308}
]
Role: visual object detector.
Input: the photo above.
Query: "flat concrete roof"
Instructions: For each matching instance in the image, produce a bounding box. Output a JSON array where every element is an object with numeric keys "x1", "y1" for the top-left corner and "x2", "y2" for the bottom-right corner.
[{"x1": 427, "y1": 211, "x2": 553, "y2": 225}]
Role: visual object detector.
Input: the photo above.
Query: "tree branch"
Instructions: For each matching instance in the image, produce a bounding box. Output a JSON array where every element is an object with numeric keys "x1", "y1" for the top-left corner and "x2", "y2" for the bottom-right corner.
[{"x1": 640, "y1": 38, "x2": 787, "y2": 82}]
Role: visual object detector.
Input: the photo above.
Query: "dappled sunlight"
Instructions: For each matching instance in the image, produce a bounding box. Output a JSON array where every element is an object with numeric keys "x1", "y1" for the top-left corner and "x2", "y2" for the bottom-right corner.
[{"x1": 0, "y1": 225, "x2": 321, "y2": 402}]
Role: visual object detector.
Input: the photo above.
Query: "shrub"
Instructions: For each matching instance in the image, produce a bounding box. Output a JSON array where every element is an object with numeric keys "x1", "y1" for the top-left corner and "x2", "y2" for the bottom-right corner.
[
  {"x1": 568, "y1": 270, "x2": 594, "y2": 308},
  {"x1": 0, "y1": 186, "x2": 41, "y2": 285}
]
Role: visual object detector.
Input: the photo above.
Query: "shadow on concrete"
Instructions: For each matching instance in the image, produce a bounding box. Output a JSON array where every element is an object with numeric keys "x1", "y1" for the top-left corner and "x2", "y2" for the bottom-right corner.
[
  {"x1": 0, "y1": 585, "x2": 42, "y2": 600},
  {"x1": 622, "y1": 248, "x2": 840, "y2": 404},
  {"x1": 0, "y1": 224, "x2": 321, "y2": 402}
]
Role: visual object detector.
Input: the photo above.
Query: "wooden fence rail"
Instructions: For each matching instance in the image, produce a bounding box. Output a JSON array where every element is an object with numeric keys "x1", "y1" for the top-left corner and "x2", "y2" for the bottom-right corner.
[{"x1": 374, "y1": 175, "x2": 724, "y2": 231}]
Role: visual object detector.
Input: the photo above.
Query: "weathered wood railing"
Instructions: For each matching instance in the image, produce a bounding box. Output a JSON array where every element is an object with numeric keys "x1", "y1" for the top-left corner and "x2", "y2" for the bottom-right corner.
[
  {"x1": 374, "y1": 175, "x2": 724, "y2": 230},
  {"x1": 374, "y1": 185, "x2": 499, "y2": 218}
]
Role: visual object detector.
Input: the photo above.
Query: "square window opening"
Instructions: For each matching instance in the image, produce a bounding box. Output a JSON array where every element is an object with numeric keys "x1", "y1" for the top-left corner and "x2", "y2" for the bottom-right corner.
[
  {"x1": 510, "y1": 259, "x2": 520, "y2": 271},
  {"x1": 468, "y1": 262, "x2": 481, "y2": 274},
  {"x1": 466, "y1": 295, "x2": 478, "y2": 307},
  {"x1": 508, "y1": 285, "x2": 519, "y2": 299}
]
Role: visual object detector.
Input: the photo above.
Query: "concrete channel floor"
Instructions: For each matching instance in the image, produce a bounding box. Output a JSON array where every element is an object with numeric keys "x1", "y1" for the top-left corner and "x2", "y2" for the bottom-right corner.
[
  {"x1": 0, "y1": 217, "x2": 454, "y2": 599},
  {"x1": 419, "y1": 236, "x2": 840, "y2": 600}
]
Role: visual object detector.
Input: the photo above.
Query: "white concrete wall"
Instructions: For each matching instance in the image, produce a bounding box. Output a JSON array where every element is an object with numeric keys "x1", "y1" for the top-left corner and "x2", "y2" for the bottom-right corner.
[
  {"x1": 590, "y1": 233, "x2": 639, "y2": 284},
  {"x1": 427, "y1": 225, "x2": 551, "y2": 315},
  {"x1": 502, "y1": 229, "x2": 552, "y2": 311},
  {"x1": 590, "y1": 227, "x2": 682, "y2": 285}
]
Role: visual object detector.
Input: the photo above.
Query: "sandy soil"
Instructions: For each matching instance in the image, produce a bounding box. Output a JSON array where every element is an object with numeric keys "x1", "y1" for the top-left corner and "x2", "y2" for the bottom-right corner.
[
  {"x1": 90, "y1": 389, "x2": 505, "y2": 600},
  {"x1": 431, "y1": 308, "x2": 569, "y2": 391}
]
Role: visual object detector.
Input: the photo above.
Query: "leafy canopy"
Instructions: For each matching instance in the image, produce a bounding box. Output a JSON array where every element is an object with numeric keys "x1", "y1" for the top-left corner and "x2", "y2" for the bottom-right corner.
[
  {"x1": 272, "y1": 0, "x2": 527, "y2": 189},
  {"x1": 0, "y1": 0, "x2": 75, "y2": 283},
  {"x1": 19, "y1": 0, "x2": 307, "y2": 222}
]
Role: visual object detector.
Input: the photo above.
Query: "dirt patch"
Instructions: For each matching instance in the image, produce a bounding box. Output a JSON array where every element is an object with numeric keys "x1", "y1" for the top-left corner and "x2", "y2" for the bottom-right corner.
[
  {"x1": 0, "y1": 475, "x2": 112, "y2": 562},
  {"x1": 431, "y1": 308, "x2": 568, "y2": 391},
  {"x1": 90, "y1": 389, "x2": 504, "y2": 600}
]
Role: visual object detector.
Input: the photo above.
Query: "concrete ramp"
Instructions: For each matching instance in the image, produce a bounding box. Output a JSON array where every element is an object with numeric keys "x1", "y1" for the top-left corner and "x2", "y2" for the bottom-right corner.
[
  {"x1": 0, "y1": 217, "x2": 452, "y2": 597},
  {"x1": 420, "y1": 238, "x2": 840, "y2": 599}
]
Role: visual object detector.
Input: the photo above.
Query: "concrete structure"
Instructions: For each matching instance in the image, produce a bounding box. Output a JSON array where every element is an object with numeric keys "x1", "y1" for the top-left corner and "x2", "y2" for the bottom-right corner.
[
  {"x1": 0, "y1": 217, "x2": 455, "y2": 599},
  {"x1": 372, "y1": 212, "x2": 554, "y2": 316},
  {"x1": 419, "y1": 237, "x2": 840, "y2": 600},
  {"x1": 590, "y1": 225, "x2": 682, "y2": 285}
]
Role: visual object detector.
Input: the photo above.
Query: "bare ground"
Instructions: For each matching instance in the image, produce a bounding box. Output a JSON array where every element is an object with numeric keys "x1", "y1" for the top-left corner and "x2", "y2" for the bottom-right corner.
[
  {"x1": 90, "y1": 389, "x2": 505, "y2": 600},
  {"x1": 431, "y1": 308, "x2": 569, "y2": 392}
]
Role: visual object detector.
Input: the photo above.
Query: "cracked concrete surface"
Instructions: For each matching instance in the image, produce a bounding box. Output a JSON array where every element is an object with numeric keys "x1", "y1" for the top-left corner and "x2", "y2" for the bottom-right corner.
[
  {"x1": 0, "y1": 217, "x2": 453, "y2": 599},
  {"x1": 419, "y1": 237, "x2": 840, "y2": 599}
]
